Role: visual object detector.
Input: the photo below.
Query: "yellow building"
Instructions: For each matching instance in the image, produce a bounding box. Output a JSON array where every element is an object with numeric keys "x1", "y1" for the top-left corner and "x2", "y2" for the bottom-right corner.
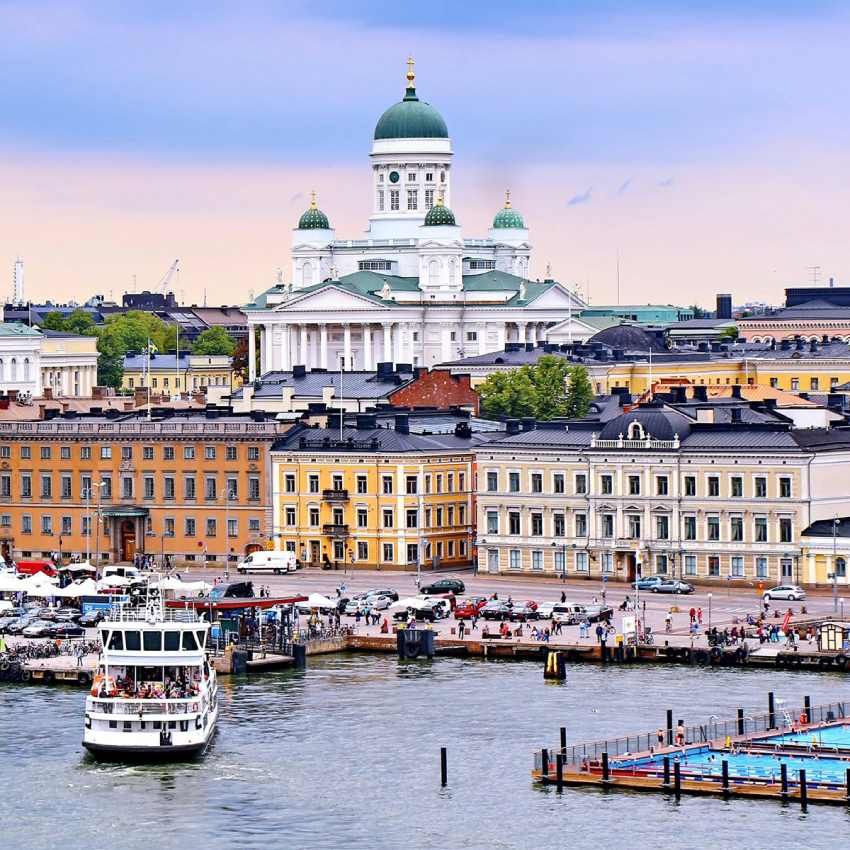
[
  {"x1": 270, "y1": 414, "x2": 479, "y2": 569},
  {"x1": 121, "y1": 351, "x2": 240, "y2": 394}
]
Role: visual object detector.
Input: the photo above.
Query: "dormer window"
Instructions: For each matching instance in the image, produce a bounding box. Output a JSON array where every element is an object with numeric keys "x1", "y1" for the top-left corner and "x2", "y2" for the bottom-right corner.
[{"x1": 627, "y1": 421, "x2": 646, "y2": 440}]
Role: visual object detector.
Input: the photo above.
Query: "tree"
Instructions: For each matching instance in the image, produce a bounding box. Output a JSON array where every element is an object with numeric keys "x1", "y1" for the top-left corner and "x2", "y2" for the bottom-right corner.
[
  {"x1": 688, "y1": 304, "x2": 707, "y2": 319},
  {"x1": 42, "y1": 311, "x2": 68, "y2": 331},
  {"x1": 565, "y1": 365, "x2": 594, "y2": 418},
  {"x1": 478, "y1": 355, "x2": 594, "y2": 421},
  {"x1": 193, "y1": 326, "x2": 236, "y2": 356},
  {"x1": 65, "y1": 308, "x2": 97, "y2": 336},
  {"x1": 94, "y1": 311, "x2": 176, "y2": 389},
  {"x1": 719, "y1": 325, "x2": 739, "y2": 341},
  {"x1": 232, "y1": 336, "x2": 250, "y2": 380}
]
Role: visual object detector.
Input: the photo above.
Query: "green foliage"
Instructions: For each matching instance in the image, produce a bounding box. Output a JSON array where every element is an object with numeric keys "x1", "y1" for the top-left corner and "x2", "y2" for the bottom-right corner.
[
  {"x1": 95, "y1": 311, "x2": 177, "y2": 389},
  {"x1": 478, "y1": 356, "x2": 594, "y2": 421},
  {"x1": 689, "y1": 304, "x2": 707, "y2": 319},
  {"x1": 719, "y1": 325, "x2": 739, "y2": 341},
  {"x1": 192, "y1": 326, "x2": 236, "y2": 356},
  {"x1": 42, "y1": 311, "x2": 68, "y2": 331}
]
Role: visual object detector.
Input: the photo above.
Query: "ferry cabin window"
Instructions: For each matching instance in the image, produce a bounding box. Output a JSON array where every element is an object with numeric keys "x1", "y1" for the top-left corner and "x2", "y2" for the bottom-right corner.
[
  {"x1": 124, "y1": 631, "x2": 141, "y2": 651},
  {"x1": 143, "y1": 631, "x2": 162, "y2": 652},
  {"x1": 107, "y1": 631, "x2": 124, "y2": 651},
  {"x1": 196, "y1": 630, "x2": 206, "y2": 648},
  {"x1": 182, "y1": 631, "x2": 198, "y2": 651},
  {"x1": 164, "y1": 632, "x2": 180, "y2": 652}
]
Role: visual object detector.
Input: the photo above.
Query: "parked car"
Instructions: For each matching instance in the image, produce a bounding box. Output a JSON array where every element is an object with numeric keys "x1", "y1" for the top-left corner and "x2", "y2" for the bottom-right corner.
[
  {"x1": 633, "y1": 575, "x2": 665, "y2": 591},
  {"x1": 343, "y1": 599, "x2": 371, "y2": 616},
  {"x1": 22, "y1": 619, "x2": 55, "y2": 638},
  {"x1": 481, "y1": 601, "x2": 512, "y2": 621},
  {"x1": 47, "y1": 622, "x2": 85, "y2": 639},
  {"x1": 509, "y1": 602, "x2": 539, "y2": 622},
  {"x1": 391, "y1": 601, "x2": 442, "y2": 623},
  {"x1": 208, "y1": 581, "x2": 254, "y2": 600},
  {"x1": 363, "y1": 588, "x2": 399, "y2": 602},
  {"x1": 0, "y1": 616, "x2": 20, "y2": 633},
  {"x1": 77, "y1": 611, "x2": 104, "y2": 628},
  {"x1": 535, "y1": 601, "x2": 556, "y2": 619},
  {"x1": 364, "y1": 594, "x2": 393, "y2": 610},
  {"x1": 763, "y1": 584, "x2": 806, "y2": 602},
  {"x1": 236, "y1": 550, "x2": 297, "y2": 574},
  {"x1": 5, "y1": 615, "x2": 37, "y2": 635},
  {"x1": 652, "y1": 580, "x2": 694, "y2": 595},
  {"x1": 53, "y1": 608, "x2": 82, "y2": 623},
  {"x1": 15, "y1": 559, "x2": 58, "y2": 578},
  {"x1": 419, "y1": 578, "x2": 465, "y2": 595},
  {"x1": 454, "y1": 597, "x2": 487, "y2": 619},
  {"x1": 552, "y1": 603, "x2": 613, "y2": 625}
]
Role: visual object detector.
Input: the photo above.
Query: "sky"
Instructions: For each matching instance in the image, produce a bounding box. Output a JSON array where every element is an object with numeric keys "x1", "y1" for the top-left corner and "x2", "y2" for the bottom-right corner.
[{"x1": 1, "y1": 0, "x2": 849, "y2": 308}]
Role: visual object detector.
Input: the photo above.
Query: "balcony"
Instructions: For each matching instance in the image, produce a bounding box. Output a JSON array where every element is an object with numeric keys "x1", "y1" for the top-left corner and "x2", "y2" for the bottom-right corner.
[
  {"x1": 322, "y1": 489, "x2": 349, "y2": 502},
  {"x1": 322, "y1": 523, "x2": 350, "y2": 537}
]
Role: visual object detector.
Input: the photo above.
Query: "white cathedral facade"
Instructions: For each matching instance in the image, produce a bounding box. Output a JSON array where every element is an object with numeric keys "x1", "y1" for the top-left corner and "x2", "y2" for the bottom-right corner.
[{"x1": 244, "y1": 60, "x2": 585, "y2": 378}]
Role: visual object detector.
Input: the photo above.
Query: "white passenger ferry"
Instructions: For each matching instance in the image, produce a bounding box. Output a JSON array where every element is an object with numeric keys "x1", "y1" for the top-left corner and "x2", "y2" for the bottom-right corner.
[{"x1": 82, "y1": 595, "x2": 218, "y2": 760}]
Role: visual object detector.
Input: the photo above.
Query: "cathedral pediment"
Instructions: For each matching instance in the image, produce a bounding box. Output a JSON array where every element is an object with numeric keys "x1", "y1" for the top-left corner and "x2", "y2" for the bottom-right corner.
[{"x1": 272, "y1": 284, "x2": 389, "y2": 312}]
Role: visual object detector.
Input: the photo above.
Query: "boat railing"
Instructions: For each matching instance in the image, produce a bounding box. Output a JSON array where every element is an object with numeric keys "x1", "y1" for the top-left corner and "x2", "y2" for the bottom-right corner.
[
  {"x1": 541, "y1": 700, "x2": 849, "y2": 768},
  {"x1": 88, "y1": 695, "x2": 206, "y2": 716},
  {"x1": 105, "y1": 606, "x2": 202, "y2": 624}
]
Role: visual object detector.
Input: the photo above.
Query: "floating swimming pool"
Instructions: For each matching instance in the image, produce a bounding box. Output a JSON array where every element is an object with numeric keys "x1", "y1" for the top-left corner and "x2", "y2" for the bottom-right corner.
[{"x1": 753, "y1": 724, "x2": 850, "y2": 749}]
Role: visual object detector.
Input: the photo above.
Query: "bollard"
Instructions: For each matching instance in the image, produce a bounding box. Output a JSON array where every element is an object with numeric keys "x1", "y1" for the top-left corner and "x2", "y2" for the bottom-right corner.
[
  {"x1": 768, "y1": 691, "x2": 776, "y2": 729},
  {"x1": 666, "y1": 709, "x2": 674, "y2": 746},
  {"x1": 663, "y1": 756, "x2": 671, "y2": 787},
  {"x1": 600, "y1": 639, "x2": 607, "y2": 664},
  {"x1": 781, "y1": 763, "x2": 788, "y2": 798},
  {"x1": 556, "y1": 753, "x2": 564, "y2": 791},
  {"x1": 292, "y1": 643, "x2": 307, "y2": 670},
  {"x1": 541, "y1": 748, "x2": 549, "y2": 779},
  {"x1": 560, "y1": 726, "x2": 567, "y2": 754},
  {"x1": 673, "y1": 760, "x2": 681, "y2": 799},
  {"x1": 722, "y1": 760, "x2": 729, "y2": 795},
  {"x1": 799, "y1": 769, "x2": 807, "y2": 810},
  {"x1": 601, "y1": 751, "x2": 610, "y2": 782},
  {"x1": 440, "y1": 747, "x2": 447, "y2": 786},
  {"x1": 737, "y1": 708, "x2": 744, "y2": 736},
  {"x1": 804, "y1": 695, "x2": 812, "y2": 723}
]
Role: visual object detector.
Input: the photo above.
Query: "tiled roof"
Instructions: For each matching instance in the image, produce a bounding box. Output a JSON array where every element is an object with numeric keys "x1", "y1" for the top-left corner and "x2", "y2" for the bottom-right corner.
[
  {"x1": 273, "y1": 425, "x2": 493, "y2": 453},
  {"x1": 0, "y1": 322, "x2": 41, "y2": 337}
]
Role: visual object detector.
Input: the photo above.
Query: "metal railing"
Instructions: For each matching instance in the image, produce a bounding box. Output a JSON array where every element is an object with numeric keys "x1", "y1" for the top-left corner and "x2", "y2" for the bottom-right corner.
[
  {"x1": 543, "y1": 700, "x2": 850, "y2": 768},
  {"x1": 89, "y1": 696, "x2": 205, "y2": 716}
]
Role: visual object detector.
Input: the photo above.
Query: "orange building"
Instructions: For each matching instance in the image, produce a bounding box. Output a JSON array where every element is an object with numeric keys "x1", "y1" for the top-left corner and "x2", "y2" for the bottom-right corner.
[{"x1": 0, "y1": 408, "x2": 291, "y2": 566}]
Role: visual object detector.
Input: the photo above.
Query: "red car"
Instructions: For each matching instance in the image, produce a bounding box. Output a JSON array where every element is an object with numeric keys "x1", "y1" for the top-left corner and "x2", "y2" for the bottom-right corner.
[
  {"x1": 454, "y1": 596, "x2": 487, "y2": 619},
  {"x1": 16, "y1": 559, "x2": 58, "y2": 578}
]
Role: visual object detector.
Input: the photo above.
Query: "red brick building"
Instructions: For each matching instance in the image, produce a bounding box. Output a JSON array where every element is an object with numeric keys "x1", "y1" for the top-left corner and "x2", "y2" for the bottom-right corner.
[{"x1": 388, "y1": 369, "x2": 478, "y2": 413}]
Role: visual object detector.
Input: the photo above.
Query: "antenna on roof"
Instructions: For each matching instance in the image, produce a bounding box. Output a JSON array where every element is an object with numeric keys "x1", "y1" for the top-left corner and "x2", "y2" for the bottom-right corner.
[
  {"x1": 807, "y1": 265, "x2": 821, "y2": 286},
  {"x1": 616, "y1": 250, "x2": 621, "y2": 306}
]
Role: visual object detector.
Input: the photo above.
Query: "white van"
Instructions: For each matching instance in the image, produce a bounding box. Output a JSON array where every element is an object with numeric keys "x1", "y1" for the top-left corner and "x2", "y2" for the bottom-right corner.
[
  {"x1": 236, "y1": 550, "x2": 297, "y2": 575},
  {"x1": 102, "y1": 564, "x2": 143, "y2": 581}
]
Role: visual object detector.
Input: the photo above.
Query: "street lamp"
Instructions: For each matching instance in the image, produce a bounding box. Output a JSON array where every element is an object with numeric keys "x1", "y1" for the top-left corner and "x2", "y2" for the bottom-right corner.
[
  {"x1": 707, "y1": 592, "x2": 713, "y2": 630},
  {"x1": 832, "y1": 517, "x2": 841, "y2": 614}
]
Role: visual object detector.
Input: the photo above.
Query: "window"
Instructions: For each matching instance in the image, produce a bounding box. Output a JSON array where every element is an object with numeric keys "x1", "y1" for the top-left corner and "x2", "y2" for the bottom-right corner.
[
  {"x1": 21, "y1": 474, "x2": 31, "y2": 499},
  {"x1": 531, "y1": 550, "x2": 543, "y2": 571},
  {"x1": 707, "y1": 515, "x2": 720, "y2": 540},
  {"x1": 144, "y1": 477, "x2": 155, "y2": 500},
  {"x1": 80, "y1": 446, "x2": 91, "y2": 460},
  {"x1": 731, "y1": 476, "x2": 743, "y2": 497},
  {"x1": 708, "y1": 556, "x2": 720, "y2": 576},
  {"x1": 684, "y1": 475, "x2": 696, "y2": 496},
  {"x1": 226, "y1": 446, "x2": 237, "y2": 461},
  {"x1": 355, "y1": 508, "x2": 367, "y2": 529},
  {"x1": 248, "y1": 477, "x2": 260, "y2": 501},
  {"x1": 122, "y1": 477, "x2": 133, "y2": 499},
  {"x1": 226, "y1": 477, "x2": 237, "y2": 500},
  {"x1": 41, "y1": 515, "x2": 53, "y2": 534},
  {"x1": 810, "y1": 377, "x2": 819, "y2": 391},
  {"x1": 61, "y1": 515, "x2": 72, "y2": 535},
  {"x1": 184, "y1": 476, "x2": 196, "y2": 500},
  {"x1": 424, "y1": 188, "x2": 434, "y2": 208},
  {"x1": 284, "y1": 474, "x2": 295, "y2": 493},
  {"x1": 600, "y1": 474, "x2": 613, "y2": 495},
  {"x1": 531, "y1": 512, "x2": 543, "y2": 536},
  {"x1": 184, "y1": 446, "x2": 195, "y2": 460},
  {"x1": 382, "y1": 509, "x2": 393, "y2": 529},
  {"x1": 61, "y1": 475, "x2": 72, "y2": 499},
  {"x1": 357, "y1": 541, "x2": 368, "y2": 561},
  {"x1": 382, "y1": 475, "x2": 393, "y2": 495},
  {"x1": 60, "y1": 446, "x2": 71, "y2": 460},
  {"x1": 21, "y1": 514, "x2": 32, "y2": 534},
  {"x1": 755, "y1": 477, "x2": 767, "y2": 498},
  {"x1": 656, "y1": 476, "x2": 669, "y2": 496},
  {"x1": 554, "y1": 513, "x2": 566, "y2": 537},
  {"x1": 204, "y1": 446, "x2": 216, "y2": 460},
  {"x1": 40, "y1": 475, "x2": 52, "y2": 498},
  {"x1": 164, "y1": 518, "x2": 175, "y2": 537},
  {"x1": 382, "y1": 542, "x2": 394, "y2": 562},
  {"x1": 356, "y1": 474, "x2": 368, "y2": 494},
  {"x1": 836, "y1": 557, "x2": 847, "y2": 577},
  {"x1": 406, "y1": 475, "x2": 417, "y2": 495},
  {"x1": 576, "y1": 552, "x2": 589, "y2": 572},
  {"x1": 164, "y1": 446, "x2": 175, "y2": 461},
  {"x1": 247, "y1": 447, "x2": 260, "y2": 461},
  {"x1": 184, "y1": 517, "x2": 196, "y2": 537},
  {"x1": 459, "y1": 472, "x2": 466, "y2": 492},
  {"x1": 755, "y1": 516, "x2": 768, "y2": 542},
  {"x1": 0, "y1": 475, "x2": 10, "y2": 498},
  {"x1": 684, "y1": 555, "x2": 697, "y2": 576},
  {"x1": 790, "y1": 378, "x2": 799, "y2": 391},
  {"x1": 509, "y1": 549, "x2": 521, "y2": 570},
  {"x1": 100, "y1": 476, "x2": 112, "y2": 499},
  {"x1": 656, "y1": 515, "x2": 669, "y2": 540},
  {"x1": 40, "y1": 446, "x2": 51, "y2": 460},
  {"x1": 308, "y1": 507, "x2": 319, "y2": 526},
  {"x1": 406, "y1": 509, "x2": 418, "y2": 529},
  {"x1": 487, "y1": 511, "x2": 499, "y2": 534},
  {"x1": 628, "y1": 475, "x2": 640, "y2": 496},
  {"x1": 206, "y1": 518, "x2": 217, "y2": 537},
  {"x1": 390, "y1": 190, "x2": 399, "y2": 211},
  {"x1": 730, "y1": 515, "x2": 743, "y2": 542},
  {"x1": 0, "y1": 446, "x2": 7, "y2": 459},
  {"x1": 142, "y1": 446, "x2": 154, "y2": 460},
  {"x1": 553, "y1": 473, "x2": 565, "y2": 494},
  {"x1": 554, "y1": 550, "x2": 565, "y2": 574},
  {"x1": 602, "y1": 514, "x2": 614, "y2": 538},
  {"x1": 575, "y1": 513, "x2": 588, "y2": 537},
  {"x1": 779, "y1": 477, "x2": 791, "y2": 498},
  {"x1": 285, "y1": 507, "x2": 296, "y2": 526},
  {"x1": 530, "y1": 473, "x2": 543, "y2": 494},
  {"x1": 575, "y1": 473, "x2": 587, "y2": 495},
  {"x1": 601, "y1": 552, "x2": 613, "y2": 574},
  {"x1": 249, "y1": 518, "x2": 260, "y2": 533},
  {"x1": 164, "y1": 477, "x2": 175, "y2": 500},
  {"x1": 407, "y1": 189, "x2": 417, "y2": 210},
  {"x1": 707, "y1": 476, "x2": 720, "y2": 497},
  {"x1": 466, "y1": 331, "x2": 477, "y2": 342},
  {"x1": 779, "y1": 517, "x2": 793, "y2": 543},
  {"x1": 121, "y1": 446, "x2": 133, "y2": 461},
  {"x1": 656, "y1": 554, "x2": 668, "y2": 575},
  {"x1": 508, "y1": 511, "x2": 520, "y2": 535},
  {"x1": 508, "y1": 472, "x2": 520, "y2": 492},
  {"x1": 683, "y1": 515, "x2": 696, "y2": 540},
  {"x1": 731, "y1": 556, "x2": 744, "y2": 577}
]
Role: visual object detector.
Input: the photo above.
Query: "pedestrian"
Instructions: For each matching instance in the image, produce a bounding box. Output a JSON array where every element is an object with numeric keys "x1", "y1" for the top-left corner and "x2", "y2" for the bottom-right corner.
[
  {"x1": 689, "y1": 607, "x2": 696, "y2": 624},
  {"x1": 458, "y1": 619, "x2": 466, "y2": 639},
  {"x1": 553, "y1": 619, "x2": 563, "y2": 636},
  {"x1": 595, "y1": 623, "x2": 604, "y2": 643},
  {"x1": 472, "y1": 613, "x2": 479, "y2": 631},
  {"x1": 354, "y1": 609, "x2": 361, "y2": 626},
  {"x1": 656, "y1": 728, "x2": 665, "y2": 748},
  {"x1": 665, "y1": 610, "x2": 673, "y2": 633},
  {"x1": 560, "y1": 591, "x2": 566, "y2": 603},
  {"x1": 676, "y1": 723, "x2": 686, "y2": 747}
]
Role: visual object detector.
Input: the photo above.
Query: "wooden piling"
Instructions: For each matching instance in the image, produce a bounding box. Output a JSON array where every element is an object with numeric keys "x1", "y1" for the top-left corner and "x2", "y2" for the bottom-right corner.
[
  {"x1": 440, "y1": 747, "x2": 447, "y2": 786},
  {"x1": 556, "y1": 753, "x2": 564, "y2": 791},
  {"x1": 799, "y1": 769, "x2": 808, "y2": 810}
]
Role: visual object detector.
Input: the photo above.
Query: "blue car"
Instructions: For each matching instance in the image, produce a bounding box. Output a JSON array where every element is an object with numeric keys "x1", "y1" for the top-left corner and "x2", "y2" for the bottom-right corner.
[{"x1": 633, "y1": 575, "x2": 665, "y2": 591}]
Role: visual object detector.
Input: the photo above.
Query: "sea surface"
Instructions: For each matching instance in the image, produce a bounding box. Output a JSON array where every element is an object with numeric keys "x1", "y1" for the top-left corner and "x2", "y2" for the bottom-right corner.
[{"x1": 2, "y1": 656, "x2": 849, "y2": 849}]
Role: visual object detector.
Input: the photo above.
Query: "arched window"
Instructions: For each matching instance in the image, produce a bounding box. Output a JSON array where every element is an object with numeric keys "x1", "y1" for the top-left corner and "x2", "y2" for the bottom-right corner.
[
  {"x1": 428, "y1": 259, "x2": 440, "y2": 287},
  {"x1": 23, "y1": 357, "x2": 30, "y2": 380},
  {"x1": 302, "y1": 261, "x2": 314, "y2": 287},
  {"x1": 837, "y1": 557, "x2": 847, "y2": 577},
  {"x1": 9, "y1": 358, "x2": 17, "y2": 381},
  {"x1": 627, "y1": 420, "x2": 646, "y2": 440}
]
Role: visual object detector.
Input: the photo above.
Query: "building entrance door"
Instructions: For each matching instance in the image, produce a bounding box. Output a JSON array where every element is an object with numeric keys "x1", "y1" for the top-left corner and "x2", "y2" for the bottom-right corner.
[
  {"x1": 626, "y1": 553, "x2": 637, "y2": 583},
  {"x1": 487, "y1": 549, "x2": 499, "y2": 573},
  {"x1": 120, "y1": 520, "x2": 137, "y2": 562},
  {"x1": 310, "y1": 540, "x2": 321, "y2": 564}
]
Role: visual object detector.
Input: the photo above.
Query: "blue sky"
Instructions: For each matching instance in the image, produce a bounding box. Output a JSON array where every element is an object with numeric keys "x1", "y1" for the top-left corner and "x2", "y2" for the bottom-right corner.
[{"x1": 1, "y1": 1, "x2": 849, "y2": 306}]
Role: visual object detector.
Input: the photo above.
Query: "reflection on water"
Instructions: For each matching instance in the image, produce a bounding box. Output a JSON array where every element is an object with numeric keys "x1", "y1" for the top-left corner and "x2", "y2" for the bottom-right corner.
[{"x1": 2, "y1": 656, "x2": 850, "y2": 850}]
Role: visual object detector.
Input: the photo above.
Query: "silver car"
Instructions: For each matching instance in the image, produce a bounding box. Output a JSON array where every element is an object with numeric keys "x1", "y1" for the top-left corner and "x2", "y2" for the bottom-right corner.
[{"x1": 763, "y1": 584, "x2": 806, "y2": 602}]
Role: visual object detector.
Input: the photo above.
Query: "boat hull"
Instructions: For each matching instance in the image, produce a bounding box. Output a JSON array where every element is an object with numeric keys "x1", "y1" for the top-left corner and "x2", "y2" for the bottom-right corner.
[{"x1": 82, "y1": 727, "x2": 216, "y2": 762}]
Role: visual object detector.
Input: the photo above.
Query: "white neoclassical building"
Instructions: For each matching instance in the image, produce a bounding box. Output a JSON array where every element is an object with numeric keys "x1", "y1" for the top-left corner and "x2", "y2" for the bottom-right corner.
[{"x1": 243, "y1": 60, "x2": 585, "y2": 379}]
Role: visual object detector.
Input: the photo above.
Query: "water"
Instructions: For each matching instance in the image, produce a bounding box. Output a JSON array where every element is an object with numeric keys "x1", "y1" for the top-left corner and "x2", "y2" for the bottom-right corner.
[{"x1": 3, "y1": 656, "x2": 850, "y2": 850}]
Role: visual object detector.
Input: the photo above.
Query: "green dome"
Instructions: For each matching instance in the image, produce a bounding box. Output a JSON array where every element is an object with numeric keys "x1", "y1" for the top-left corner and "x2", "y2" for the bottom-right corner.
[
  {"x1": 493, "y1": 191, "x2": 525, "y2": 229},
  {"x1": 297, "y1": 193, "x2": 330, "y2": 230},
  {"x1": 373, "y1": 60, "x2": 448, "y2": 140},
  {"x1": 424, "y1": 198, "x2": 456, "y2": 226}
]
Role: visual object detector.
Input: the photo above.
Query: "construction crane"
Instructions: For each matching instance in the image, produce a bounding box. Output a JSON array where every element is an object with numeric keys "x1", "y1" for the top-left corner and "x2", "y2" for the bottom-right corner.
[{"x1": 157, "y1": 259, "x2": 180, "y2": 294}]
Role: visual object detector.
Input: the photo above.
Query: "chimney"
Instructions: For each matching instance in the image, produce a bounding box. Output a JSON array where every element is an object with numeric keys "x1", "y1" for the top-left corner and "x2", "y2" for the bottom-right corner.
[
  {"x1": 292, "y1": 364, "x2": 307, "y2": 379},
  {"x1": 730, "y1": 406, "x2": 742, "y2": 423},
  {"x1": 42, "y1": 387, "x2": 53, "y2": 400},
  {"x1": 327, "y1": 412, "x2": 341, "y2": 431},
  {"x1": 715, "y1": 293, "x2": 732, "y2": 320},
  {"x1": 810, "y1": 339, "x2": 818, "y2": 353},
  {"x1": 394, "y1": 414, "x2": 409, "y2": 434},
  {"x1": 695, "y1": 406, "x2": 715, "y2": 424},
  {"x1": 92, "y1": 385, "x2": 106, "y2": 400},
  {"x1": 763, "y1": 398, "x2": 777, "y2": 410},
  {"x1": 730, "y1": 384, "x2": 743, "y2": 399},
  {"x1": 506, "y1": 419, "x2": 521, "y2": 435},
  {"x1": 454, "y1": 421, "x2": 472, "y2": 438},
  {"x1": 822, "y1": 335, "x2": 830, "y2": 345},
  {"x1": 521, "y1": 417, "x2": 536, "y2": 432},
  {"x1": 798, "y1": 391, "x2": 810, "y2": 400},
  {"x1": 525, "y1": 342, "x2": 535, "y2": 352},
  {"x1": 672, "y1": 386, "x2": 688, "y2": 403},
  {"x1": 356, "y1": 413, "x2": 377, "y2": 430},
  {"x1": 693, "y1": 385, "x2": 708, "y2": 402}
]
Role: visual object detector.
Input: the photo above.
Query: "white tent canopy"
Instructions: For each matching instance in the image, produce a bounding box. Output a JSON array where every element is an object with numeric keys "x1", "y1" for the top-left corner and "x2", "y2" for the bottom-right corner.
[
  {"x1": 0, "y1": 573, "x2": 29, "y2": 593},
  {"x1": 297, "y1": 592, "x2": 336, "y2": 610},
  {"x1": 53, "y1": 578, "x2": 99, "y2": 598},
  {"x1": 152, "y1": 577, "x2": 212, "y2": 595}
]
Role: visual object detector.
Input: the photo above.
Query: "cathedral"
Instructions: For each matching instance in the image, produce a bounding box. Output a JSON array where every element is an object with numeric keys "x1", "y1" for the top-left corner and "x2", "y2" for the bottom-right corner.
[{"x1": 243, "y1": 60, "x2": 585, "y2": 378}]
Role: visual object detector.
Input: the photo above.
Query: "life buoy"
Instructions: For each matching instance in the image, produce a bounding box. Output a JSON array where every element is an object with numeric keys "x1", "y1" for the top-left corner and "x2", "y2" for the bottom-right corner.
[
  {"x1": 20, "y1": 669, "x2": 31, "y2": 682},
  {"x1": 192, "y1": 702, "x2": 199, "y2": 713},
  {"x1": 0, "y1": 659, "x2": 9, "y2": 672},
  {"x1": 77, "y1": 671, "x2": 91, "y2": 686}
]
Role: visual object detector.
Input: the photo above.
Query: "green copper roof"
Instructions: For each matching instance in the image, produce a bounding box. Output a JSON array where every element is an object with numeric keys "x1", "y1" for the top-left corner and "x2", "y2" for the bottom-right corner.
[
  {"x1": 424, "y1": 201, "x2": 456, "y2": 226},
  {"x1": 297, "y1": 192, "x2": 330, "y2": 230},
  {"x1": 493, "y1": 192, "x2": 525, "y2": 229},
  {"x1": 374, "y1": 66, "x2": 448, "y2": 141}
]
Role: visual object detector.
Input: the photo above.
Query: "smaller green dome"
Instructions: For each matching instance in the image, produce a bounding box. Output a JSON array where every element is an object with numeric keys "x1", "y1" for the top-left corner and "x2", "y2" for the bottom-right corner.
[
  {"x1": 493, "y1": 190, "x2": 525, "y2": 229},
  {"x1": 298, "y1": 192, "x2": 330, "y2": 230},
  {"x1": 424, "y1": 196, "x2": 456, "y2": 226}
]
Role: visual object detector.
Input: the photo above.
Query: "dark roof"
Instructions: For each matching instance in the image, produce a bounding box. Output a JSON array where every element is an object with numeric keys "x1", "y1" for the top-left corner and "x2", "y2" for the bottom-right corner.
[
  {"x1": 234, "y1": 369, "x2": 415, "y2": 400},
  {"x1": 792, "y1": 428, "x2": 850, "y2": 451},
  {"x1": 599, "y1": 407, "x2": 692, "y2": 441},
  {"x1": 587, "y1": 324, "x2": 667, "y2": 353},
  {"x1": 273, "y1": 425, "x2": 493, "y2": 454},
  {"x1": 802, "y1": 518, "x2": 850, "y2": 539}
]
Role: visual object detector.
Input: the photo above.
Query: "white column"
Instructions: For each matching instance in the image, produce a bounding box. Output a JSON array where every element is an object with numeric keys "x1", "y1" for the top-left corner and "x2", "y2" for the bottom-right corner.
[
  {"x1": 394, "y1": 322, "x2": 405, "y2": 364},
  {"x1": 362, "y1": 324, "x2": 372, "y2": 371},
  {"x1": 248, "y1": 324, "x2": 256, "y2": 381},
  {"x1": 382, "y1": 323, "x2": 393, "y2": 364},
  {"x1": 320, "y1": 323, "x2": 328, "y2": 369},
  {"x1": 496, "y1": 322, "x2": 507, "y2": 351},
  {"x1": 343, "y1": 323, "x2": 352, "y2": 371},
  {"x1": 299, "y1": 324, "x2": 309, "y2": 367},
  {"x1": 281, "y1": 324, "x2": 291, "y2": 371},
  {"x1": 441, "y1": 326, "x2": 451, "y2": 362},
  {"x1": 517, "y1": 321, "x2": 527, "y2": 345},
  {"x1": 264, "y1": 325, "x2": 274, "y2": 373}
]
